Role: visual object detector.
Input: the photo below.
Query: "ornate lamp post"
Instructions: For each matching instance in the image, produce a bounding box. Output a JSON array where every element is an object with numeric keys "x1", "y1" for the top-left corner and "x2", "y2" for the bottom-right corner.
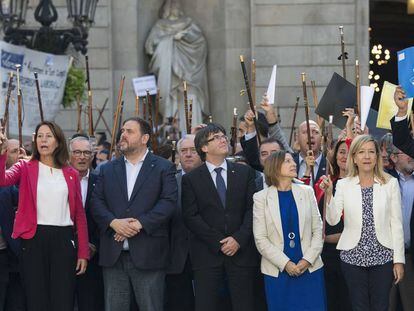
[{"x1": 0, "y1": 0, "x2": 98, "y2": 55}]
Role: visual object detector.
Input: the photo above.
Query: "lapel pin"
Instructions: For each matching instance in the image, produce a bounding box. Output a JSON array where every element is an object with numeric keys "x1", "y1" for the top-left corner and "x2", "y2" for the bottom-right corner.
[{"x1": 69, "y1": 176, "x2": 73, "y2": 180}]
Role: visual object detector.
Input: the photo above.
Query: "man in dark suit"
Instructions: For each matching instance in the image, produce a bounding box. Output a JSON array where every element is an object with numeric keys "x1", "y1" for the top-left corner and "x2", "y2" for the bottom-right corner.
[
  {"x1": 69, "y1": 136, "x2": 104, "y2": 311},
  {"x1": 182, "y1": 123, "x2": 259, "y2": 311},
  {"x1": 165, "y1": 134, "x2": 202, "y2": 311},
  {"x1": 92, "y1": 117, "x2": 177, "y2": 311}
]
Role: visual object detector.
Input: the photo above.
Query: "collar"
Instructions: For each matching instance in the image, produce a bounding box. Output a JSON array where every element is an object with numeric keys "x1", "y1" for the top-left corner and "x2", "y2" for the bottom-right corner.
[
  {"x1": 124, "y1": 149, "x2": 149, "y2": 166},
  {"x1": 206, "y1": 160, "x2": 227, "y2": 174},
  {"x1": 396, "y1": 169, "x2": 414, "y2": 181},
  {"x1": 350, "y1": 175, "x2": 382, "y2": 185},
  {"x1": 81, "y1": 169, "x2": 90, "y2": 181}
]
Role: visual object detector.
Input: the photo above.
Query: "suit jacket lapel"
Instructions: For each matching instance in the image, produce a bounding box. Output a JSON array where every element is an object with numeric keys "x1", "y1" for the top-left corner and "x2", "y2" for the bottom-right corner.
[
  {"x1": 129, "y1": 152, "x2": 155, "y2": 203},
  {"x1": 266, "y1": 187, "x2": 284, "y2": 238},
  {"x1": 113, "y1": 157, "x2": 128, "y2": 203},
  {"x1": 27, "y1": 160, "x2": 39, "y2": 205},
  {"x1": 85, "y1": 173, "x2": 97, "y2": 210},
  {"x1": 292, "y1": 184, "x2": 305, "y2": 238},
  {"x1": 199, "y1": 163, "x2": 224, "y2": 209}
]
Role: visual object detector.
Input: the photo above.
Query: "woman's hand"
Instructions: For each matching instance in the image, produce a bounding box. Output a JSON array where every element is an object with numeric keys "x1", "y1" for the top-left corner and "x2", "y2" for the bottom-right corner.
[
  {"x1": 0, "y1": 132, "x2": 8, "y2": 155},
  {"x1": 319, "y1": 175, "x2": 333, "y2": 195},
  {"x1": 393, "y1": 263, "x2": 404, "y2": 284},
  {"x1": 76, "y1": 259, "x2": 88, "y2": 275},
  {"x1": 296, "y1": 259, "x2": 311, "y2": 275},
  {"x1": 284, "y1": 261, "x2": 301, "y2": 277}
]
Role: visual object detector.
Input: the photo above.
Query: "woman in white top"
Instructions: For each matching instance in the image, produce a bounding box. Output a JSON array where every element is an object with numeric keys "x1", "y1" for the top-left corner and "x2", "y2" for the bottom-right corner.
[
  {"x1": 0, "y1": 121, "x2": 89, "y2": 311},
  {"x1": 322, "y1": 135, "x2": 404, "y2": 311}
]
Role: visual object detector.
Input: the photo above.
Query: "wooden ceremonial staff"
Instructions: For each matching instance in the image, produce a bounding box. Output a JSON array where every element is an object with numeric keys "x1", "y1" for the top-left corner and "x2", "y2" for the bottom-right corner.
[
  {"x1": 339, "y1": 26, "x2": 347, "y2": 80},
  {"x1": 135, "y1": 95, "x2": 139, "y2": 117},
  {"x1": 171, "y1": 140, "x2": 176, "y2": 166},
  {"x1": 85, "y1": 55, "x2": 94, "y2": 137},
  {"x1": 118, "y1": 100, "x2": 125, "y2": 132},
  {"x1": 15, "y1": 65, "x2": 23, "y2": 147},
  {"x1": 251, "y1": 59, "x2": 256, "y2": 107},
  {"x1": 189, "y1": 99, "x2": 193, "y2": 131},
  {"x1": 239, "y1": 55, "x2": 261, "y2": 145},
  {"x1": 110, "y1": 76, "x2": 125, "y2": 156},
  {"x1": 93, "y1": 98, "x2": 110, "y2": 133},
  {"x1": 231, "y1": 108, "x2": 238, "y2": 155},
  {"x1": 289, "y1": 96, "x2": 300, "y2": 147},
  {"x1": 2, "y1": 72, "x2": 13, "y2": 135},
  {"x1": 183, "y1": 81, "x2": 190, "y2": 134},
  {"x1": 34, "y1": 72, "x2": 44, "y2": 122},
  {"x1": 355, "y1": 60, "x2": 361, "y2": 120},
  {"x1": 311, "y1": 80, "x2": 324, "y2": 129},
  {"x1": 76, "y1": 94, "x2": 82, "y2": 134},
  {"x1": 146, "y1": 89, "x2": 157, "y2": 152},
  {"x1": 301, "y1": 72, "x2": 315, "y2": 185},
  {"x1": 155, "y1": 89, "x2": 160, "y2": 138},
  {"x1": 322, "y1": 115, "x2": 333, "y2": 240}
]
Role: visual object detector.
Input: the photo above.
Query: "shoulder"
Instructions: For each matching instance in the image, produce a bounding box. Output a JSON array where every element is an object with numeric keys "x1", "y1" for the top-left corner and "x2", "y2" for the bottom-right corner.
[
  {"x1": 253, "y1": 186, "x2": 271, "y2": 202},
  {"x1": 228, "y1": 161, "x2": 255, "y2": 177},
  {"x1": 183, "y1": 163, "x2": 205, "y2": 180},
  {"x1": 293, "y1": 182, "x2": 312, "y2": 193},
  {"x1": 150, "y1": 153, "x2": 174, "y2": 169}
]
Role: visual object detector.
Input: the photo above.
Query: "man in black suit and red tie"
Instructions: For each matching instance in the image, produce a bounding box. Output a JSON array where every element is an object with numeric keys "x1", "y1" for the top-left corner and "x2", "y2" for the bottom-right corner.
[{"x1": 182, "y1": 123, "x2": 259, "y2": 311}]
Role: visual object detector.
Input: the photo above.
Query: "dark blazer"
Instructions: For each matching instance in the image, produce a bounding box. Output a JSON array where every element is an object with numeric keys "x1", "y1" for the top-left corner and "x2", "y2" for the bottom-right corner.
[
  {"x1": 182, "y1": 161, "x2": 259, "y2": 270},
  {"x1": 167, "y1": 172, "x2": 190, "y2": 274},
  {"x1": 240, "y1": 135, "x2": 262, "y2": 171},
  {"x1": 293, "y1": 152, "x2": 327, "y2": 182},
  {"x1": 85, "y1": 172, "x2": 99, "y2": 247},
  {"x1": 91, "y1": 152, "x2": 178, "y2": 269},
  {"x1": 391, "y1": 117, "x2": 414, "y2": 157},
  {"x1": 0, "y1": 186, "x2": 19, "y2": 256}
]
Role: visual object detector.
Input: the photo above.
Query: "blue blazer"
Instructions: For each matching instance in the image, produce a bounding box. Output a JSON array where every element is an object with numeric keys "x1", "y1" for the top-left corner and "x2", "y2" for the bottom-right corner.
[
  {"x1": 91, "y1": 152, "x2": 178, "y2": 268},
  {"x1": 0, "y1": 186, "x2": 19, "y2": 256}
]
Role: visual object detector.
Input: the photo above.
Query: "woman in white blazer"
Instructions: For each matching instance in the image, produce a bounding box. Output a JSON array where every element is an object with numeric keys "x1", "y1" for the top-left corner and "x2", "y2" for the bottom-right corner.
[
  {"x1": 322, "y1": 135, "x2": 404, "y2": 311},
  {"x1": 253, "y1": 150, "x2": 326, "y2": 311}
]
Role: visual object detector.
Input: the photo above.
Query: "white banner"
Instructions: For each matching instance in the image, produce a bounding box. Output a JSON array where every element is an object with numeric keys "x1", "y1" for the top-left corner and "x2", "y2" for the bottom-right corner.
[{"x1": 0, "y1": 41, "x2": 71, "y2": 136}]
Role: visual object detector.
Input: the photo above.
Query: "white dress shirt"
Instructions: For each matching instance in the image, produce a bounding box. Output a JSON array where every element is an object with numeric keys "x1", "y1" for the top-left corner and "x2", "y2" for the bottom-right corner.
[
  {"x1": 80, "y1": 170, "x2": 89, "y2": 208},
  {"x1": 123, "y1": 149, "x2": 149, "y2": 250},
  {"x1": 205, "y1": 160, "x2": 227, "y2": 188},
  {"x1": 37, "y1": 162, "x2": 73, "y2": 226}
]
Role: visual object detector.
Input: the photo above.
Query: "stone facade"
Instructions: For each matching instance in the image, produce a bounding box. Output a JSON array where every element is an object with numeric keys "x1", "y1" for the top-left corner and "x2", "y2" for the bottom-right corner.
[{"x1": 7, "y1": 0, "x2": 369, "y2": 136}]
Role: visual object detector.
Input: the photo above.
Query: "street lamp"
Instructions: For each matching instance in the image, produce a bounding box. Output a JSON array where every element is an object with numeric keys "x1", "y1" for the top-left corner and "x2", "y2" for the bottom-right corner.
[{"x1": 0, "y1": 0, "x2": 98, "y2": 55}]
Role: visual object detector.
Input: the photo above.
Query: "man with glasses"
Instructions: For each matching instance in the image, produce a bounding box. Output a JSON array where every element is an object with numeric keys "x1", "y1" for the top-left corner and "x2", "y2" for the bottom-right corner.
[
  {"x1": 388, "y1": 146, "x2": 414, "y2": 311},
  {"x1": 182, "y1": 123, "x2": 259, "y2": 311},
  {"x1": 165, "y1": 134, "x2": 202, "y2": 311},
  {"x1": 69, "y1": 136, "x2": 104, "y2": 311}
]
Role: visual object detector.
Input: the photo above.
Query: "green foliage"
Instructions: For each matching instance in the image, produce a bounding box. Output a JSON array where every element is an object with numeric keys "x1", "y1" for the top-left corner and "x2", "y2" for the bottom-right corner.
[{"x1": 62, "y1": 66, "x2": 86, "y2": 108}]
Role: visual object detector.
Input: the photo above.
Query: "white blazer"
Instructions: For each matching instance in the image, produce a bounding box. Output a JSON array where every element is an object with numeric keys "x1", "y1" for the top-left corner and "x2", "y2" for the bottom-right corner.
[
  {"x1": 253, "y1": 183, "x2": 323, "y2": 277},
  {"x1": 326, "y1": 176, "x2": 405, "y2": 264}
]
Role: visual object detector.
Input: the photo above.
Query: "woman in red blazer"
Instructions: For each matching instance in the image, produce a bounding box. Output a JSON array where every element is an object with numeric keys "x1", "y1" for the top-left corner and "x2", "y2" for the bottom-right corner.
[{"x1": 0, "y1": 121, "x2": 89, "y2": 311}]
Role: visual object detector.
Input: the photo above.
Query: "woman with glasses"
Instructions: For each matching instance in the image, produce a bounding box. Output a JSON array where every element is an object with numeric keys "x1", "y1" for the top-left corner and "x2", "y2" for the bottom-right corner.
[
  {"x1": 253, "y1": 150, "x2": 326, "y2": 311},
  {"x1": 322, "y1": 135, "x2": 405, "y2": 311},
  {"x1": 0, "y1": 121, "x2": 89, "y2": 311}
]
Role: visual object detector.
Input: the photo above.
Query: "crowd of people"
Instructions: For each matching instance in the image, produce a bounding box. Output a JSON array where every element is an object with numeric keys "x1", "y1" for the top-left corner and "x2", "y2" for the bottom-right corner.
[{"x1": 0, "y1": 86, "x2": 413, "y2": 311}]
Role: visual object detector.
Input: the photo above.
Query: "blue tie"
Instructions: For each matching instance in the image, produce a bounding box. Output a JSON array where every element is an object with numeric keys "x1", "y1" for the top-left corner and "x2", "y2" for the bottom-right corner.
[{"x1": 214, "y1": 167, "x2": 226, "y2": 208}]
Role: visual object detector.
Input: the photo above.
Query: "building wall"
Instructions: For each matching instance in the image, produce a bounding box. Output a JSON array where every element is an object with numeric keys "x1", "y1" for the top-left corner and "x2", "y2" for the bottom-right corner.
[{"x1": 5, "y1": 0, "x2": 369, "y2": 138}]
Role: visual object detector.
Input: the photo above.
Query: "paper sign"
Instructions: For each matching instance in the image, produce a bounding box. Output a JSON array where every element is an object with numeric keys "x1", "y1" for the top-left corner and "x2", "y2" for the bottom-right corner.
[
  {"x1": 132, "y1": 75, "x2": 157, "y2": 97},
  {"x1": 360, "y1": 86, "x2": 375, "y2": 131},
  {"x1": 0, "y1": 41, "x2": 71, "y2": 136},
  {"x1": 266, "y1": 65, "x2": 277, "y2": 105},
  {"x1": 398, "y1": 46, "x2": 414, "y2": 98},
  {"x1": 377, "y1": 81, "x2": 413, "y2": 130}
]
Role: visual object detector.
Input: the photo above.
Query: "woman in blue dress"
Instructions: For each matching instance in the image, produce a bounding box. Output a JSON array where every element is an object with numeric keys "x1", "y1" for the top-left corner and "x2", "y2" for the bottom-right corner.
[{"x1": 253, "y1": 150, "x2": 326, "y2": 311}]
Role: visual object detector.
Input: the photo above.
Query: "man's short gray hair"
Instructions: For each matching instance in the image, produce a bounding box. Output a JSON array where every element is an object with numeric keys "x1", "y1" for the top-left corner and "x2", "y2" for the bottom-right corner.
[
  {"x1": 69, "y1": 136, "x2": 91, "y2": 152},
  {"x1": 177, "y1": 134, "x2": 195, "y2": 152}
]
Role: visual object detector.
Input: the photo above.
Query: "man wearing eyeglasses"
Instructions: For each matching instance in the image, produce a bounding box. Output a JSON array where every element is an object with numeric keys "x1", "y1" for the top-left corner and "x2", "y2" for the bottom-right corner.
[
  {"x1": 182, "y1": 123, "x2": 259, "y2": 311},
  {"x1": 69, "y1": 136, "x2": 104, "y2": 311},
  {"x1": 165, "y1": 134, "x2": 202, "y2": 311}
]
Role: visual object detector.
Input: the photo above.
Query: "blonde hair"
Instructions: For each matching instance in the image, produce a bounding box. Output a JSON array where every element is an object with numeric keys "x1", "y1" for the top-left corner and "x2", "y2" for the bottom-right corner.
[
  {"x1": 264, "y1": 150, "x2": 288, "y2": 187},
  {"x1": 346, "y1": 135, "x2": 390, "y2": 184}
]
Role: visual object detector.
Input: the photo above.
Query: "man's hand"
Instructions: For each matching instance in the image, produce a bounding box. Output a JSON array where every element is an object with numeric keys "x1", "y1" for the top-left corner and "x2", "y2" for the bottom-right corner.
[
  {"x1": 110, "y1": 218, "x2": 140, "y2": 238},
  {"x1": 0, "y1": 132, "x2": 8, "y2": 155},
  {"x1": 296, "y1": 259, "x2": 311, "y2": 275},
  {"x1": 284, "y1": 261, "x2": 301, "y2": 277},
  {"x1": 88, "y1": 243, "x2": 97, "y2": 258},
  {"x1": 244, "y1": 109, "x2": 256, "y2": 134},
  {"x1": 191, "y1": 124, "x2": 207, "y2": 134},
  {"x1": 395, "y1": 86, "x2": 409, "y2": 117},
  {"x1": 220, "y1": 237, "x2": 240, "y2": 256},
  {"x1": 260, "y1": 94, "x2": 278, "y2": 124}
]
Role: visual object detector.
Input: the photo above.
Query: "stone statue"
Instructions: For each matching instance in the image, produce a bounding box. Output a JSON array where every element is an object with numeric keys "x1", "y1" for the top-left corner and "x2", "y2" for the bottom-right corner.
[{"x1": 145, "y1": 0, "x2": 209, "y2": 131}]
